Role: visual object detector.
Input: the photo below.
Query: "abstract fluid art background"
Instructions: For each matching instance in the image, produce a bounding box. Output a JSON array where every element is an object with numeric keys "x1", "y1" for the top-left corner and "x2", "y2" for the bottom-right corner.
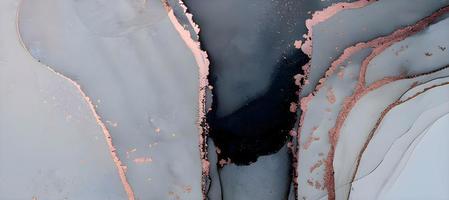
[{"x1": 1, "y1": 0, "x2": 449, "y2": 199}]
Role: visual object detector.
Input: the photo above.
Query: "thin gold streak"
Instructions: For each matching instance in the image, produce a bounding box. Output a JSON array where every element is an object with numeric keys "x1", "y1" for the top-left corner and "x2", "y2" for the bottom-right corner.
[
  {"x1": 296, "y1": 4, "x2": 449, "y2": 199},
  {"x1": 301, "y1": 0, "x2": 375, "y2": 56},
  {"x1": 296, "y1": 0, "x2": 374, "y2": 91},
  {"x1": 324, "y1": 6, "x2": 449, "y2": 200},
  {"x1": 163, "y1": 1, "x2": 211, "y2": 199},
  {"x1": 15, "y1": 1, "x2": 135, "y2": 199},
  {"x1": 295, "y1": 1, "x2": 374, "y2": 195}
]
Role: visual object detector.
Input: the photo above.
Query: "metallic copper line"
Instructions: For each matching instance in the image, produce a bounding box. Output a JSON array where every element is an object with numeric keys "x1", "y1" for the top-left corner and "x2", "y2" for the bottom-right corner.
[
  {"x1": 348, "y1": 79, "x2": 449, "y2": 199},
  {"x1": 295, "y1": 0, "x2": 373, "y2": 95},
  {"x1": 295, "y1": 0, "x2": 374, "y2": 95},
  {"x1": 301, "y1": 0, "x2": 375, "y2": 56},
  {"x1": 177, "y1": 0, "x2": 201, "y2": 35},
  {"x1": 295, "y1": 2, "x2": 374, "y2": 194},
  {"x1": 301, "y1": 0, "x2": 442, "y2": 101},
  {"x1": 15, "y1": 0, "x2": 136, "y2": 199},
  {"x1": 164, "y1": 2, "x2": 211, "y2": 199},
  {"x1": 296, "y1": 4, "x2": 449, "y2": 199},
  {"x1": 324, "y1": 6, "x2": 449, "y2": 200}
]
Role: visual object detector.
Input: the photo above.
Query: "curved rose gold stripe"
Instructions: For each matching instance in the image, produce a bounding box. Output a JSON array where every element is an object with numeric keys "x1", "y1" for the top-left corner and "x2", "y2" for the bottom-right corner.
[
  {"x1": 295, "y1": 0, "x2": 374, "y2": 93},
  {"x1": 48, "y1": 70, "x2": 137, "y2": 200},
  {"x1": 324, "y1": 6, "x2": 449, "y2": 200},
  {"x1": 163, "y1": 2, "x2": 211, "y2": 199},
  {"x1": 15, "y1": 1, "x2": 136, "y2": 199},
  {"x1": 177, "y1": 0, "x2": 201, "y2": 35},
  {"x1": 301, "y1": 0, "x2": 374, "y2": 56},
  {"x1": 295, "y1": 3, "x2": 375, "y2": 189}
]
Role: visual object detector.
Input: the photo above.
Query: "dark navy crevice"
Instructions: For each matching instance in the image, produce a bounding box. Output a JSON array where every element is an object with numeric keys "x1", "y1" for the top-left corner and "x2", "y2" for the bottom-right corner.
[{"x1": 207, "y1": 49, "x2": 307, "y2": 165}]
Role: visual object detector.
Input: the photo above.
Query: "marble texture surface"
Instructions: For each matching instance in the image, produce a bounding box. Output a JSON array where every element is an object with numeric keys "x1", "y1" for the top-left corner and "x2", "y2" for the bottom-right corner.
[
  {"x1": 2, "y1": 0, "x2": 203, "y2": 199},
  {"x1": 2, "y1": 0, "x2": 449, "y2": 199},
  {"x1": 295, "y1": 1, "x2": 449, "y2": 199},
  {"x1": 0, "y1": 0, "x2": 127, "y2": 198}
]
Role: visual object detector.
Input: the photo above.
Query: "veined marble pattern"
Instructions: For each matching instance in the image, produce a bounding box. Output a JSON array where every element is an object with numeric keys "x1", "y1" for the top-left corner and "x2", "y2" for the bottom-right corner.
[{"x1": 1, "y1": 0, "x2": 449, "y2": 200}]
